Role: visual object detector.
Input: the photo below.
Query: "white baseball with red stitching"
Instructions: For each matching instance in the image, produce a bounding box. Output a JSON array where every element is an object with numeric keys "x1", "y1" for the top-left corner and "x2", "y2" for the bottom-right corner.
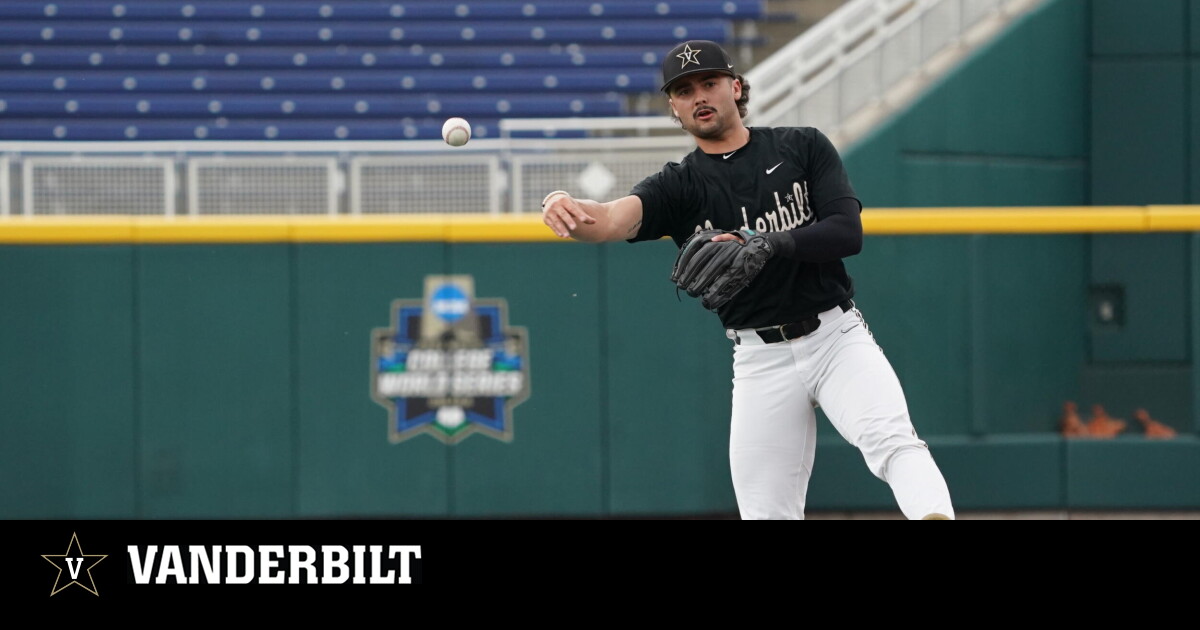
[{"x1": 441, "y1": 117, "x2": 471, "y2": 147}]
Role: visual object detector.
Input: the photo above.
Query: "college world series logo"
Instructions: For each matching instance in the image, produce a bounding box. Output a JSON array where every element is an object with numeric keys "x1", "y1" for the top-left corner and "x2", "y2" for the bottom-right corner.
[{"x1": 371, "y1": 275, "x2": 530, "y2": 444}]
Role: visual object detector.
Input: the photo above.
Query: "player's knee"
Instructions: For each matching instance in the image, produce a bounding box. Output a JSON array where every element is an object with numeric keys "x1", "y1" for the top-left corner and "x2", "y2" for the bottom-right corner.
[
  {"x1": 731, "y1": 468, "x2": 808, "y2": 519},
  {"x1": 875, "y1": 442, "x2": 937, "y2": 482},
  {"x1": 859, "y1": 434, "x2": 927, "y2": 480}
]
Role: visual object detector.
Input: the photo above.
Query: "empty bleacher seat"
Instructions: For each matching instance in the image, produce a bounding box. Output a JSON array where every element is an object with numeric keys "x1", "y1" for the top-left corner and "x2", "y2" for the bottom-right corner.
[
  {"x1": 0, "y1": 45, "x2": 670, "y2": 70},
  {"x1": 0, "y1": 91, "x2": 623, "y2": 117},
  {"x1": 0, "y1": 118, "x2": 586, "y2": 140},
  {"x1": 0, "y1": 2, "x2": 766, "y2": 22},
  {"x1": 0, "y1": 0, "x2": 764, "y2": 140},
  {"x1": 0, "y1": 21, "x2": 732, "y2": 46},
  {"x1": 0, "y1": 68, "x2": 658, "y2": 92}
]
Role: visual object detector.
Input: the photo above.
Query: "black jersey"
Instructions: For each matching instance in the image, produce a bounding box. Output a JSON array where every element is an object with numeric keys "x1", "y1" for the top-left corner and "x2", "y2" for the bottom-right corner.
[{"x1": 629, "y1": 126, "x2": 862, "y2": 330}]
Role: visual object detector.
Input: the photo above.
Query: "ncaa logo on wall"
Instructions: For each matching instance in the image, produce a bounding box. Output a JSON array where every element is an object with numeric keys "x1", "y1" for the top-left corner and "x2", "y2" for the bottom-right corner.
[{"x1": 371, "y1": 275, "x2": 530, "y2": 444}]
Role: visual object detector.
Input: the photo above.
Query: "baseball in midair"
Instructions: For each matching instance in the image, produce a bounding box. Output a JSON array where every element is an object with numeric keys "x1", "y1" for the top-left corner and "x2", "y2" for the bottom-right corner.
[{"x1": 442, "y1": 117, "x2": 471, "y2": 147}]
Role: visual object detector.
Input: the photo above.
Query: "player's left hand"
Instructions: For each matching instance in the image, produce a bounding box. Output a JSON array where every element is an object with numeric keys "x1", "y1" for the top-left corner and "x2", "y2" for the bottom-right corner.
[{"x1": 670, "y1": 228, "x2": 774, "y2": 310}]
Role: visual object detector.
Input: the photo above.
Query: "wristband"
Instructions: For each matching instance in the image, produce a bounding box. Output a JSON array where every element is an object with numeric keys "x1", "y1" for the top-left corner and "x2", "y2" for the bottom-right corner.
[{"x1": 541, "y1": 190, "x2": 570, "y2": 212}]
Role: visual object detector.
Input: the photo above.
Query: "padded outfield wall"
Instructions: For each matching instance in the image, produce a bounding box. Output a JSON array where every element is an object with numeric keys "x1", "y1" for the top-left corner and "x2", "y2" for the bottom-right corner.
[
  {"x1": 2, "y1": 0, "x2": 1199, "y2": 518},
  {"x1": 827, "y1": 0, "x2": 1200, "y2": 512},
  {"x1": 1, "y1": 209, "x2": 1197, "y2": 519},
  {"x1": 844, "y1": 0, "x2": 1199, "y2": 434}
]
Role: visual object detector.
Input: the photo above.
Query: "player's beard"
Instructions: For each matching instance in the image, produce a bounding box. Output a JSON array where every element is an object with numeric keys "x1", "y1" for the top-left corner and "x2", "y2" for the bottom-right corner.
[{"x1": 682, "y1": 105, "x2": 727, "y2": 141}]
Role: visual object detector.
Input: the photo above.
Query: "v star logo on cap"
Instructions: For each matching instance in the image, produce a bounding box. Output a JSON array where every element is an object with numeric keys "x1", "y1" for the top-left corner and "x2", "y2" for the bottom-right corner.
[
  {"x1": 661, "y1": 40, "x2": 736, "y2": 92},
  {"x1": 676, "y1": 44, "x2": 701, "y2": 68}
]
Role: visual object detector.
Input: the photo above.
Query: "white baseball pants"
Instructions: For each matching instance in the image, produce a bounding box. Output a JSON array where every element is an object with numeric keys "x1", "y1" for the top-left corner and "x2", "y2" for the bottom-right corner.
[{"x1": 726, "y1": 304, "x2": 955, "y2": 520}]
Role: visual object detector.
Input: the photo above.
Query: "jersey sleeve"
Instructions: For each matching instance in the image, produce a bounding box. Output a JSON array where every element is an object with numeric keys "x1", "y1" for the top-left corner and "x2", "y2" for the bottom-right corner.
[
  {"x1": 627, "y1": 162, "x2": 685, "y2": 243},
  {"x1": 806, "y1": 128, "x2": 862, "y2": 217}
]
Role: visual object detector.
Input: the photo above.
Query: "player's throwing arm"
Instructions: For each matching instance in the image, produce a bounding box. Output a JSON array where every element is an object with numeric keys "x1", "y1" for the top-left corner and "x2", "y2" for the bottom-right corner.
[{"x1": 540, "y1": 192, "x2": 644, "y2": 243}]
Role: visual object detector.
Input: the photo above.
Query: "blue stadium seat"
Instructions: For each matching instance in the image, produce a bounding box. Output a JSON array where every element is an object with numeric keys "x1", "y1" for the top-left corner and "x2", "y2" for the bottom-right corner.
[
  {"x1": 0, "y1": 2, "x2": 765, "y2": 22},
  {"x1": 0, "y1": 21, "x2": 731, "y2": 46},
  {"x1": 0, "y1": 1, "x2": 760, "y2": 140},
  {"x1": 0, "y1": 46, "x2": 670, "y2": 70},
  {"x1": 0, "y1": 92, "x2": 624, "y2": 118},
  {"x1": 0, "y1": 118, "x2": 586, "y2": 140},
  {"x1": 0, "y1": 69, "x2": 659, "y2": 93}
]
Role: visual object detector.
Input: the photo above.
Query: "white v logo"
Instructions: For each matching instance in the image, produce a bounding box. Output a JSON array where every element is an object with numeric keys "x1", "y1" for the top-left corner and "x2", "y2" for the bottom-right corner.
[
  {"x1": 66, "y1": 557, "x2": 83, "y2": 580},
  {"x1": 766, "y1": 162, "x2": 783, "y2": 174}
]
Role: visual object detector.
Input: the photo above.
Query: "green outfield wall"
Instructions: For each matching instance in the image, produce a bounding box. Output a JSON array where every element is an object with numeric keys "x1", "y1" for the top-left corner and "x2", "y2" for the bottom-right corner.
[
  {"x1": 3, "y1": 0, "x2": 1200, "y2": 518},
  {"x1": 833, "y1": 0, "x2": 1200, "y2": 512},
  {"x1": 2, "y1": 232, "x2": 1198, "y2": 518}
]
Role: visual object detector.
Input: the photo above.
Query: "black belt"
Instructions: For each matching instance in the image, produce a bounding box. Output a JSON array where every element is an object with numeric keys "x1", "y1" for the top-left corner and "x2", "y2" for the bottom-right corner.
[{"x1": 742, "y1": 299, "x2": 855, "y2": 344}]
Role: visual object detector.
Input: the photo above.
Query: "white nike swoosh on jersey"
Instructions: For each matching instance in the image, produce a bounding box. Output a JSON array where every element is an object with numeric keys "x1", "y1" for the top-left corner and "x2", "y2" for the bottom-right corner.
[
  {"x1": 766, "y1": 162, "x2": 783, "y2": 174},
  {"x1": 723, "y1": 151, "x2": 737, "y2": 159}
]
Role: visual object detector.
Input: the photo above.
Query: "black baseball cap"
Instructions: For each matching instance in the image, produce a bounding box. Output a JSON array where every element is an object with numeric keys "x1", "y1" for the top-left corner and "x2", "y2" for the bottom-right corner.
[{"x1": 660, "y1": 40, "x2": 737, "y2": 93}]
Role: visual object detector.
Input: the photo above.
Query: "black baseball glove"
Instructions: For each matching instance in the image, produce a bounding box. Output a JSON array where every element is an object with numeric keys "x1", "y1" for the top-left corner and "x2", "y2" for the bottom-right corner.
[{"x1": 669, "y1": 228, "x2": 775, "y2": 311}]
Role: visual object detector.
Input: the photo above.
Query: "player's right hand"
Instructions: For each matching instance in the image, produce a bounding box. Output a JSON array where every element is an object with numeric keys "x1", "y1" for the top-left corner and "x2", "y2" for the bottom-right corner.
[{"x1": 542, "y1": 193, "x2": 596, "y2": 238}]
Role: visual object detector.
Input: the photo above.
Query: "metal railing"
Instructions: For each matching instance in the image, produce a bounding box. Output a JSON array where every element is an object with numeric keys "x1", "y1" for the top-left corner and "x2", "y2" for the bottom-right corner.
[
  {"x1": 349, "y1": 154, "x2": 503, "y2": 215},
  {"x1": 744, "y1": 0, "x2": 1045, "y2": 147},
  {"x1": 22, "y1": 155, "x2": 176, "y2": 215},
  {"x1": 0, "y1": 157, "x2": 8, "y2": 217},
  {"x1": 188, "y1": 156, "x2": 339, "y2": 215},
  {"x1": 0, "y1": 138, "x2": 693, "y2": 216}
]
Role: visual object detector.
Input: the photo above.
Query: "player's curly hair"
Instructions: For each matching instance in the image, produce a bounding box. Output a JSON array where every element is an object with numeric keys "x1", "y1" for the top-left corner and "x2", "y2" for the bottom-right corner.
[
  {"x1": 734, "y1": 74, "x2": 750, "y2": 118},
  {"x1": 668, "y1": 74, "x2": 750, "y2": 123}
]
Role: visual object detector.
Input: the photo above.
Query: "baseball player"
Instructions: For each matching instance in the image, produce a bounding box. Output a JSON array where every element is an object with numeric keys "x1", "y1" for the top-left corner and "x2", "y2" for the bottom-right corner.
[{"x1": 540, "y1": 40, "x2": 955, "y2": 520}]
